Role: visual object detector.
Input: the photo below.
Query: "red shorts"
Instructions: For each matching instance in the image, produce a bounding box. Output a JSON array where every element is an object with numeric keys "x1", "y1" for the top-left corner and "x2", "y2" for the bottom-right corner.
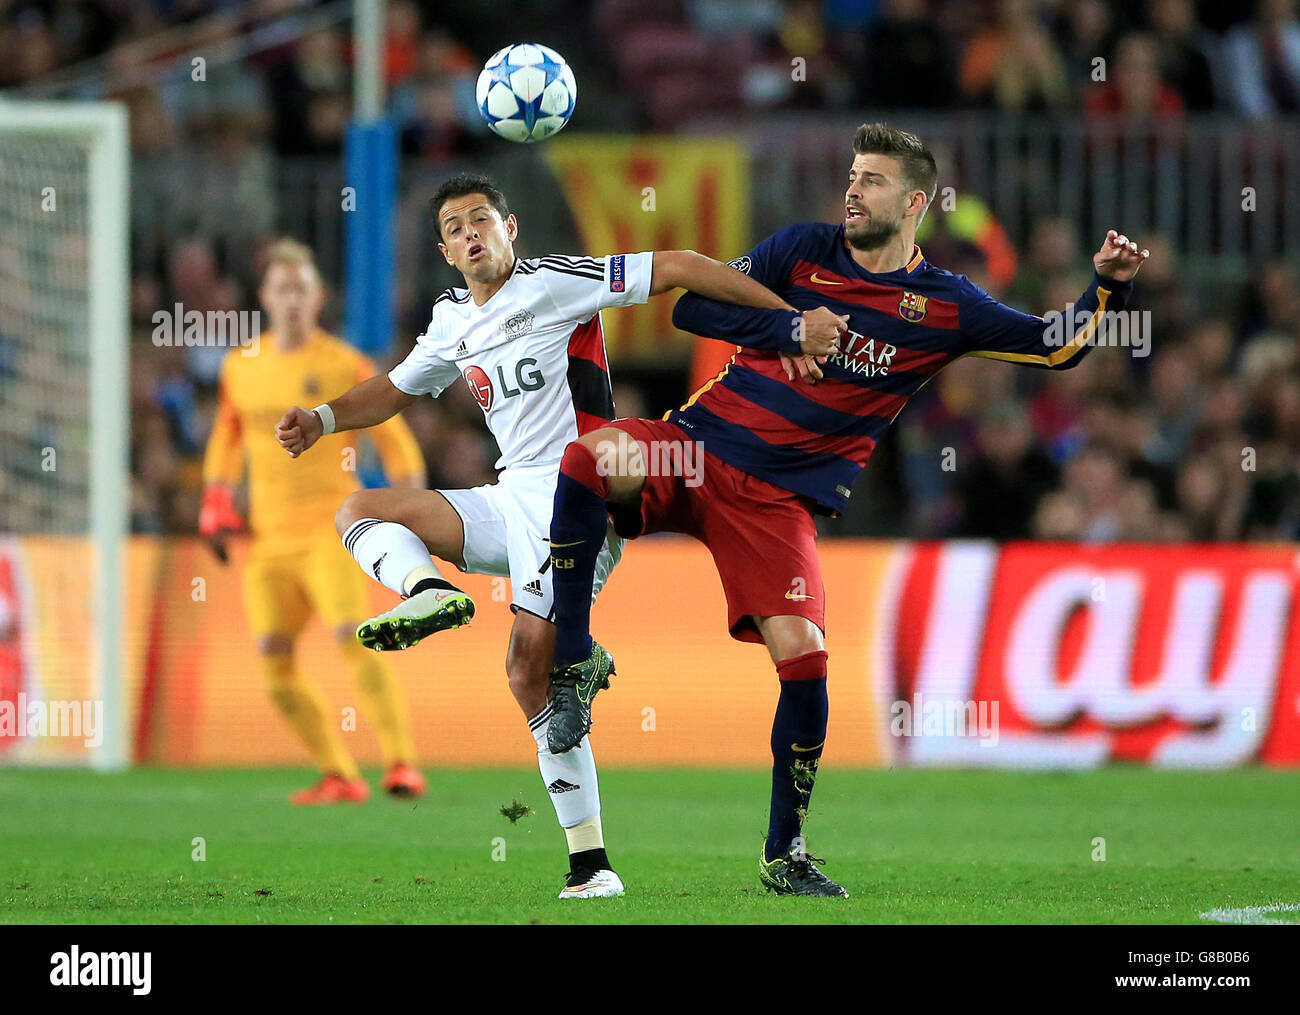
[{"x1": 603, "y1": 418, "x2": 825, "y2": 643}]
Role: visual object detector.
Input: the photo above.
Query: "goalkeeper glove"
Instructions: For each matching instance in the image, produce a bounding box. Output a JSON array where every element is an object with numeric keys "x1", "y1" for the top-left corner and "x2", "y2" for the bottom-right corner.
[{"x1": 199, "y1": 486, "x2": 243, "y2": 563}]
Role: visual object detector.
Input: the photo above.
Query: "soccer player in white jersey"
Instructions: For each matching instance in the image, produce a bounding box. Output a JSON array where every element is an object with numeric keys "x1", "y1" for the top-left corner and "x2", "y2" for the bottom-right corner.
[{"x1": 273, "y1": 173, "x2": 846, "y2": 899}]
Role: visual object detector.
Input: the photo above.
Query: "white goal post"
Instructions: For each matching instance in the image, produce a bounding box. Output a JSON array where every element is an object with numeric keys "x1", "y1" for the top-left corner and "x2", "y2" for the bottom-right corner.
[{"x1": 0, "y1": 101, "x2": 130, "y2": 770}]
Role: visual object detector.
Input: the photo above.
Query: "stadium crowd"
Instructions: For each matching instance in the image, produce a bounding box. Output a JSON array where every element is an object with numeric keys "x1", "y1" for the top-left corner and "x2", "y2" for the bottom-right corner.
[
  {"x1": 6, "y1": 0, "x2": 1300, "y2": 126},
  {"x1": 2, "y1": 0, "x2": 1297, "y2": 540}
]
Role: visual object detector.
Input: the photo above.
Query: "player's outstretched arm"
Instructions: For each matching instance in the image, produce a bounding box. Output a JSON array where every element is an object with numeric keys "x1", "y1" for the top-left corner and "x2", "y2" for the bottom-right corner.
[
  {"x1": 652, "y1": 251, "x2": 845, "y2": 355},
  {"x1": 275, "y1": 375, "x2": 417, "y2": 458},
  {"x1": 671, "y1": 291, "x2": 847, "y2": 352},
  {"x1": 662, "y1": 232, "x2": 846, "y2": 383},
  {"x1": 649, "y1": 249, "x2": 790, "y2": 306},
  {"x1": 662, "y1": 249, "x2": 848, "y2": 365},
  {"x1": 963, "y1": 229, "x2": 1149, "y2": 371}
]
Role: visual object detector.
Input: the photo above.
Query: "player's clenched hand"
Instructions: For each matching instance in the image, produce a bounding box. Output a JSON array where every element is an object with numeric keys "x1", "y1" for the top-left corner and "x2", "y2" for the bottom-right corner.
[
  {"x1": 1094, "y1": 229, "x2": 1150, "y2": 282},
  {"x1": 275, "y1": 406, "x2": 323, "y2": 458},
  {"x1": 799, "y1": 307, "x2": 849, "y2": 357},
  {"x1": 780, "y1": 352, "x2": 827, "y2": 384}
]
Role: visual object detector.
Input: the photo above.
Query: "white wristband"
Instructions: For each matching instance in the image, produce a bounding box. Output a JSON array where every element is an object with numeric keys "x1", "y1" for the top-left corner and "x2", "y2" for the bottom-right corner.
[{"x1": 312, "y1": 403, "x2": 336, "y2": 435}]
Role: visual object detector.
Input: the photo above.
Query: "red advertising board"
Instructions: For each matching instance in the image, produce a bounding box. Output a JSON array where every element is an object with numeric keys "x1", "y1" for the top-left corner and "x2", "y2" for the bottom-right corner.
[{"x1": 892, "y1": 542, "x2": 1300, "y2": 767}]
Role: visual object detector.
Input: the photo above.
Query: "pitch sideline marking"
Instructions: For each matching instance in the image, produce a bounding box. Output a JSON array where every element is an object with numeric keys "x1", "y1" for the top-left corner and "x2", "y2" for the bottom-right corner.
[{"x1": 1198, "y1": 903, "x2": 1300, "y2": 925}]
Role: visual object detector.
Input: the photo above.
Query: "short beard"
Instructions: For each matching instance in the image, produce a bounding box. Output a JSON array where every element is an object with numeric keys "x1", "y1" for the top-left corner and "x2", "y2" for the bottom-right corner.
[{"x1": 845, "y1": 216, "x2": 901, "y2": 252}]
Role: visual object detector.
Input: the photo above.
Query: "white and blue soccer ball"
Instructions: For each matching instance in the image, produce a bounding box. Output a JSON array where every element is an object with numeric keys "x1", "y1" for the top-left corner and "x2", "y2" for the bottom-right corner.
[{"x1": 476, "y1": 43, "x2": 577, "y2": 143}]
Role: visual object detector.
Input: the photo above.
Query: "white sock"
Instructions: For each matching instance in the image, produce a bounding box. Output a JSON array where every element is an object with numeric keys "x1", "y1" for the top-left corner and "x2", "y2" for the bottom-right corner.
[
  {"x1": 528, "y1": 703, "x2": 602, "y2": 831},
  {"x1": 341, "y1": 518, "x2": 446, "y2": 597}
]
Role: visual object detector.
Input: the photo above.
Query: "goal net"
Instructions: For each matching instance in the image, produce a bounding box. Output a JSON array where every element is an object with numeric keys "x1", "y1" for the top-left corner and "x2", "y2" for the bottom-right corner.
[{"x1": 0, "y1": 101, "x2": 129, "y2": 769}]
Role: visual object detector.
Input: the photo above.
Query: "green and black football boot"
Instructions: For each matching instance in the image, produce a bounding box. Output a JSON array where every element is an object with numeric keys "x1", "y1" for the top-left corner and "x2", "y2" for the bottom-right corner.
[
  {"x1": 546, "y1": 640, "x2": 615, "y2": 754},
  {"x1": 759, "y1": 849, "x2": 850, "y2": 897}
]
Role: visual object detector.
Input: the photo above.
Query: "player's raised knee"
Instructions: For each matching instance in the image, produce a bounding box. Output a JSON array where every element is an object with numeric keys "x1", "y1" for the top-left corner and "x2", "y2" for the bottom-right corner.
[
  {"x1": 564, "y1": 429, "x2": 643, "y2": 501},
  {"x1": 587, "y1": 428, "x2": 642, "y2": 476},
  {"x1": 334, "y1": 490, "x2": 374, "y2": 536},
  {"x1": 559, "y1": 437, "x2": 611, "y2": 497},
  {"x1": 574, "y1": 426, "x2": 624, "y2": 454}
]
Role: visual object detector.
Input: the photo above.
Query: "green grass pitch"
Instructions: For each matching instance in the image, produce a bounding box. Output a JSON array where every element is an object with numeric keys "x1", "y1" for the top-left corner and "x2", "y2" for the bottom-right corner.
[{"x1": 1, "y1": 766, "x2": 1296, "y2": 924}]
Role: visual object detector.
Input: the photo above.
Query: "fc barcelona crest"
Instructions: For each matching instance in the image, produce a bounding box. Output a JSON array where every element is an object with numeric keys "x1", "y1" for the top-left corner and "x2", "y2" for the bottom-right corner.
[{"x1": 898, "y1": 291, "x2": 928, "y2": 322}]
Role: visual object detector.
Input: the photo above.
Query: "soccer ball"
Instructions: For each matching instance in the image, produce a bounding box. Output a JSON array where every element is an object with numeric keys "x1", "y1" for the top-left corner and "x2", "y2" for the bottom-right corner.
[{"x1": 476, "y1": 43, "x2": 576, "y2": 143}]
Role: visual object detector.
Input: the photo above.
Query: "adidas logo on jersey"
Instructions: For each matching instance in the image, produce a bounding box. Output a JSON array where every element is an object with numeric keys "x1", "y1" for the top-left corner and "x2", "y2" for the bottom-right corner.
[
  {"x1": 546, "y1": 779, "x2": 580, "y2": 794},
  {"x1": 523, "y1": 579, "x2": 543, "y2": 597},
  {"x1": 455, "y1": 340, "x2": 468, "y2": 357}
]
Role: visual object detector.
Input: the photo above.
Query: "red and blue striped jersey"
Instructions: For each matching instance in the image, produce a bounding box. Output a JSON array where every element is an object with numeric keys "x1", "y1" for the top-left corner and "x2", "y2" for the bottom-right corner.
[{"x1": 669, "y1": 222, "x2": 1134, "y2": 514}]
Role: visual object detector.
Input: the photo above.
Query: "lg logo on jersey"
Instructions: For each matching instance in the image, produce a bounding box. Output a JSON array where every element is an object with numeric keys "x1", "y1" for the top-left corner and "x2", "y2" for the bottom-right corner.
[{"x1": 463, "y1": 359, "x2": 545, "y2": 411}]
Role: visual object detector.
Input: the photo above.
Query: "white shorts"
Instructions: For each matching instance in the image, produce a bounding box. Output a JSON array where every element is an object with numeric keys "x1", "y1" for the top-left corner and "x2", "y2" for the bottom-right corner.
[{"x1": 438, "y1": 467, "x2": 623, "y2": 619}]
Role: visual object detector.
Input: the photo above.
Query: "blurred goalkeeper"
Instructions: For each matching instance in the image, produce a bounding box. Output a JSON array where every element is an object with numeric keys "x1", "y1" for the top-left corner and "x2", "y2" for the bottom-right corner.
[{"x1": 200, "y1": 239, "x2": 428, "y2": 806}]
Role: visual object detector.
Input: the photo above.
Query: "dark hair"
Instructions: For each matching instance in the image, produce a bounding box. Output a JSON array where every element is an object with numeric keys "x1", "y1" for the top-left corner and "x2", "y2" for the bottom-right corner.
[
  {"x1": 852, "y1": 123, "x2": 938, "y2": 217},
  {"x1": 430, "y1": 173, "x2": 510, "y2": 238}
]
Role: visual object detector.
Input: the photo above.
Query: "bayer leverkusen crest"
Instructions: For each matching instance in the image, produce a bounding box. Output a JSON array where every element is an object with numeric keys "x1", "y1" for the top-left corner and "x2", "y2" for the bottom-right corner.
[{"x1": 898, "y1": 291, "x2": 928, "y2": 322}]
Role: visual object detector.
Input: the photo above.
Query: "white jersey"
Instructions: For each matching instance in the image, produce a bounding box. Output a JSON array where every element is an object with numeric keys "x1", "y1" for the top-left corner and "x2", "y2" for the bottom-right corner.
[{"x1": 389, "y1": 251, "x2": 654, "y2": 471}]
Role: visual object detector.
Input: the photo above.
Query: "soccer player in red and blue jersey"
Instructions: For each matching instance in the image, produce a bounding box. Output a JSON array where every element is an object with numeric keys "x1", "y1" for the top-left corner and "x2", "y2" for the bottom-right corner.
[{"x1": 544, "y1": 123, "x2": 1150, "y2": 896}]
